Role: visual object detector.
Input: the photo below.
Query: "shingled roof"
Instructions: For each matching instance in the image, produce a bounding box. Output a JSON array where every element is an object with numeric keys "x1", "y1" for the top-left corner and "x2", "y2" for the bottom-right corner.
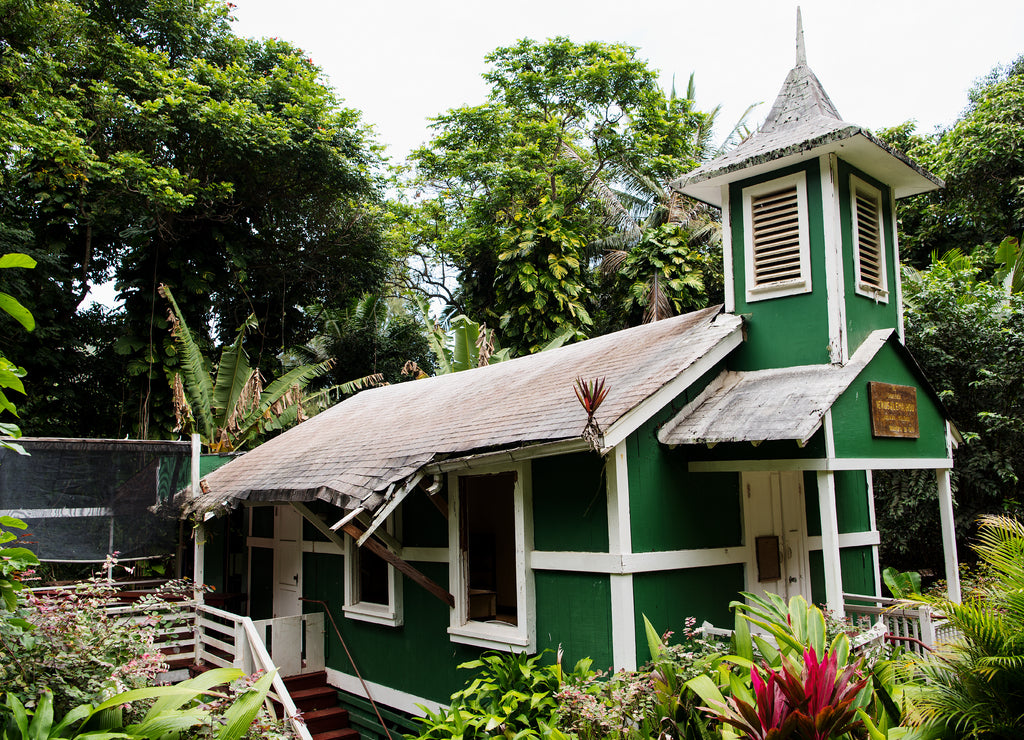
[
  {"x1": 672, "y1": 12, "x2": 941, "y2": 207},
  {"x1": 184, "y1": 306, "x2": 743, "y2": 518}
]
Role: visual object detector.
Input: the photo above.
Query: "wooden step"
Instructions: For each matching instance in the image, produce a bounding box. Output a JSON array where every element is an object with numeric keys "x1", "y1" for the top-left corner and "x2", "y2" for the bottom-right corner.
[
  {"x1": 288, "y1": 685, "x2": 339, "y2": 713},
  {"x1": 302, "y1": 707, "x2": 350, "y2": 735},
  {"x1": 310, "y1": 729, "x2": 359, "y2": 740},
  {"x1": 284, "y1": 670, "x2": 329, "y2": 692}
]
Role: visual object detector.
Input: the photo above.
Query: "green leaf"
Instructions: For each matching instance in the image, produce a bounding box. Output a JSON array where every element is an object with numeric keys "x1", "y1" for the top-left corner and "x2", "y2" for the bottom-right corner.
[
  {"x1": 0, "y1": 293, "x2": 35, "y2": 331},
  {"x1": 217, "y1": 670, "x2": 276, "y2": 740},
  {"x1": 0, "y1": 253, "x2": 37, "y2": 269}
]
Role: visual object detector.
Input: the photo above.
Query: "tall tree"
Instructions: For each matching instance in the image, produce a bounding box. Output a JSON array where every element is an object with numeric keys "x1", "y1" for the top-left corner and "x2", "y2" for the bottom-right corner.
[
  {"x1": 877, "y1": 56, "x2": 1024, "y2": 266},
  {"x1": 408, "y1": 38, "x2": 715, "y2": 353},
  {"x1": 0, "y1": 0, "x2": 389, "y2": 438}
]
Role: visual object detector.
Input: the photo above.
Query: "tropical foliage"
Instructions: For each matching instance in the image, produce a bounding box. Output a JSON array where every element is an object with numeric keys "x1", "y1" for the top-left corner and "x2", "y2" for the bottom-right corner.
[
  {"x1": 901, "y1": 515, "x2": 1024, "y2": 737},
  {"x1": 161, "y1": 284, "x2": 333, "y2": 452},
  {"x1": 0, "y1": 253, "x2": 36, "y2": 454},
  {"x1": 407, "y1": 37, "x2": 718, "y2": 353},
  {"x1": 0, "y1": 0, "x2": 388, "y2": 439}
]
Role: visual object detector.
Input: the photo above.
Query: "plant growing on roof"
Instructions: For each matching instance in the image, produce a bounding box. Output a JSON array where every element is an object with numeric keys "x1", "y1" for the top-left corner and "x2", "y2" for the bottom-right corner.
[
  {"x1": 161, "y1": 284, "x2": 333, "y2": 452},
  {"x1": 574, "y1": 376, "x2": 608, "y2": 449}
]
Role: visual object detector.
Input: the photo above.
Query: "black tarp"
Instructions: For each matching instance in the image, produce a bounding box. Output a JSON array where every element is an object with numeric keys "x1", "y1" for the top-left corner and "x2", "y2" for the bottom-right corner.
[{"x1": 0, "y1": 438, "x2": 191, "y2": 561}]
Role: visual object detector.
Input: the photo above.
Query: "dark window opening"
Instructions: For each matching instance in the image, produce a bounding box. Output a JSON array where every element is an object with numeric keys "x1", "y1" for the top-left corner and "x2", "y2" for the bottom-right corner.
[{"x1": 460, "y1": 472, "x2": 517, "y2": 625}]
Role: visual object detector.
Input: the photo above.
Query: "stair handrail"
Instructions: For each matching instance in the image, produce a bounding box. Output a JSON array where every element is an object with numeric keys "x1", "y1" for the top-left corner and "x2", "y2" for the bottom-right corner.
[{"x1": 195, "y1": 603, "x2": 313, "y2": 740}]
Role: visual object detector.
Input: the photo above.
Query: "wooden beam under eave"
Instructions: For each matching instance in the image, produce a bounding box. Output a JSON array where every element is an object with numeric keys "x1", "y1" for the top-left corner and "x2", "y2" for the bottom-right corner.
[{"x1": 342, "y1": 522, "x2": 455, "y2": 608}]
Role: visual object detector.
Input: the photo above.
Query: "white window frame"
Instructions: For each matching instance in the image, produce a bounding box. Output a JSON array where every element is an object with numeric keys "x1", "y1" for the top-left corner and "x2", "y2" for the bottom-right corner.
[
  {"x1": 447, "y1": 462, "x2": 535, "y2": 652},
  {"x1": 343, "y1": 516, "x2": 403, "y2": 627},
  {"x1": 742, "y1": 171, "x2": 813, "y2": 302},
  {"x1": 850, "y1": 175, "x2": 889, "y2": 303}
]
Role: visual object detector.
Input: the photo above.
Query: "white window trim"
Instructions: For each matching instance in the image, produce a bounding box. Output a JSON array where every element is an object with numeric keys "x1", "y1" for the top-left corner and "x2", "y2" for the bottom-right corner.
[
  {"x1": 343, "y1": 516, "x2": 403, "y2": 627},
  {"x1": 447, "y1": 461, "x2": 536, "y2": 652},
  {"x1": 742, "y1": 171, "x2": 812, "y2": 302},
  {"x1": 850, "y1": 175, "x2": 889, "y2": 303}
]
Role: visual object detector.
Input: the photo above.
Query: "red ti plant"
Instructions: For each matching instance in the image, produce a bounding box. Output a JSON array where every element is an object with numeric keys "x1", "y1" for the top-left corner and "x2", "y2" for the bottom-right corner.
[{"x1": 709, "y1": 648, "x2": 868, "y2": 740}]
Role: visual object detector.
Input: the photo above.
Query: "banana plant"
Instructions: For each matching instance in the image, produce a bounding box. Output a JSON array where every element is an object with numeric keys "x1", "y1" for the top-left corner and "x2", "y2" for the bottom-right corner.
[{"x1": 161, "y1": 284, "x2": 333, "y2": 452}]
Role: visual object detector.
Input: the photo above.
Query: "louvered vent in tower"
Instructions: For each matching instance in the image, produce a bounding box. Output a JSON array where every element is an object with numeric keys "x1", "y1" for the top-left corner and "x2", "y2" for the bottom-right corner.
[
  {"x1": 854, "y1": 185, "x2": 883, "y2": 290},
  {"x1": 750, "y1": 186, "x2": 802, "y2": 286}
]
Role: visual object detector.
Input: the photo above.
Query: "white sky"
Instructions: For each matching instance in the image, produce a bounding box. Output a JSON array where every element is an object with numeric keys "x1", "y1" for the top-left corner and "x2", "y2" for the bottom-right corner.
[{"x1": 229, "y1": 0, "x2": 1024, "y2": 163}]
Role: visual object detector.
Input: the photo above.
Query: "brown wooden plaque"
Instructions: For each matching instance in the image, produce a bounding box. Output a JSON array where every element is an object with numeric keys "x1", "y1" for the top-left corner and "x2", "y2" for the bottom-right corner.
[{"x1": 868, "y1": 382, "x2": 920, "y2": 439}]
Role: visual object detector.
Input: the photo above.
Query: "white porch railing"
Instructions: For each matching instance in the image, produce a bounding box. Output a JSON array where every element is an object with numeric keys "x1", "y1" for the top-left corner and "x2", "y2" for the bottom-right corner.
[
  {"x1": 844, "y1": 594, "x2": 958, "y2": 654},
  {"x1": 193, "y1": 603, "x2": 319, "y2": 740}
]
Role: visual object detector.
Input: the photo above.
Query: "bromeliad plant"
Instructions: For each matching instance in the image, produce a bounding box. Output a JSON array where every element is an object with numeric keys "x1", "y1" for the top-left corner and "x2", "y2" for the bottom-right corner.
[{"x1": 574, "y1": 376, "x2": 609, "y2": 449}]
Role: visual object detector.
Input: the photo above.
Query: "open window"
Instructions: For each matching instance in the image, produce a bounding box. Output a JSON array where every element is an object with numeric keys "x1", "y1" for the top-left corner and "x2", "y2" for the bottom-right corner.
[
  {"x1": 850, "y1": 175, "x2": 888, "y2": 302},
  {"x1": 742, "y1": 172, "x2": 812, "y2": 302},
  {"x1": 448, "y1": 464, "x2": 534, "y2": 651},
  {"x1": 344, "y1": 516, "x2": 402, "y2": 626}
]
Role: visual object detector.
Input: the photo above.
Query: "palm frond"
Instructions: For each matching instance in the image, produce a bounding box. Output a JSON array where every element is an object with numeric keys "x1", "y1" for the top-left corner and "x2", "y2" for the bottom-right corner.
[{"x1": 159, "y1": 284, "x2": 215, "y2": 443}]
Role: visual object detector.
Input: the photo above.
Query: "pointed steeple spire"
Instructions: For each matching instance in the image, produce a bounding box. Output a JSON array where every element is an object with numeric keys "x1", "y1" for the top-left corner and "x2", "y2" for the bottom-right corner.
[{"x1": 795, "y1": 7, "x2": 806, "y2": 66}]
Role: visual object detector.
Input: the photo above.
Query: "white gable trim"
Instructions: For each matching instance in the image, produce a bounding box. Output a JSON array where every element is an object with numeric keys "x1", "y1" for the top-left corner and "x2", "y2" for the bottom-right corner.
[
  {"x1": 600, "y1": 320, "x2": 743, "y2": 450},
  {"x1": 823, "y1": 154, "x2": 848, "y2": 363},
  {"x1": 689, "y1": 457, "x2": 954, "y2": 473}
]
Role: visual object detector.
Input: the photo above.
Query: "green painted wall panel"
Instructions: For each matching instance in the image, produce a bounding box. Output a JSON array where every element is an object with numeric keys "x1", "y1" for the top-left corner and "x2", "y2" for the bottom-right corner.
[
  {"x1": 831, "y1": 343, "x2": 948, "y2": 459},
  {"x1": 632, "y1": 566, "x2": 744, "y2": 665},
  {"x1": 250, "y1": 546, "x2": 273, "y2": 620},
  {"x1": 535, "y1": 571, "x2": 613, "y2": 671},
  {"x1": 625, "y1": 367, "x2": 742, "y2": 553},
  {"x1": 533, "y1": 453, "x2": 608, "y2": 552},
  {"x1": 303, "y1": 553, "x2": 479, "y2": 705},
  {"x1": 838, "y1": 161, "x2": 900, "y2": 353},
  {"x1": 804, "y1": 470, "x2": 871, "y2": 537},
  {"x1": 251, "y1": 506, "x2": 273, "y2": 539},
  {"x1": 729, "y1": 160, "x2": 831, "y2": 370},
  {"x1": 808, "y1": 547, "x2": 875, "y2": 606},
  {"x1": 401, "y1": 490, "x2": 448, "y2": 548},
  {"x1": 200, "y1": 453, "x2": 237, "y2": 477}
]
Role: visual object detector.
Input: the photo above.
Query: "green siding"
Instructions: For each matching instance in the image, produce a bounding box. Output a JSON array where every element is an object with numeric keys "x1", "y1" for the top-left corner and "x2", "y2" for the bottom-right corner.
[
  {"x1": 401, "y1": 489, "x2": 448, "y2": 548},
  {"x1": 831, "y1": 342, "x2": 949, "y2": 459},
  {"x1": 250, "y1": 546, "x2": 273, "y2": 620},
  {"x1": 626, "y1": 366, "x2": 742, "y2": 553},
  {"x1": 632, "y1": 566, "x2": 744, "y2": 665},
  {"x1": 838, "y1": 161, "x2": 900, "y2": 353},
  {"x1": 804, "y1": 470, "x2": 871, "y2": 537},
  {"x1": 808, "y1": 546, "x2": 877, "y2": 605},
  {"x1": 533, "y1": 453, "x2": 608, "y2": 552},
  {"x1": 729, "y1": 160, "x2": 831, "y2": 370},
  {"x1": 303, "y1": 553, "x2": 479, "y2": 704},
  {"x1": 200, "y1": 453, "x2": 237, "y2": 477},
  {"x1": 535, "y1": 572, "x2": 613, "y2": 670},
  {"x1": 250, "y1": 506, "x2": 273, "y2": 538}
]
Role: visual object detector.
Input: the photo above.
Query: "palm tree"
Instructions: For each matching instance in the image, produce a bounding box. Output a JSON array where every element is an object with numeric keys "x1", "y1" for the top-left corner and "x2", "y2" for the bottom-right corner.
[
  {"x1": 161, "y1": 284, "x2": 334, "y2": 452},
  {"x1": 903, "y1": 515, "x2": 1024, "y2": 736},
  {"x1": 594, "y1": 75, "x2": 755, "y2": 323}
]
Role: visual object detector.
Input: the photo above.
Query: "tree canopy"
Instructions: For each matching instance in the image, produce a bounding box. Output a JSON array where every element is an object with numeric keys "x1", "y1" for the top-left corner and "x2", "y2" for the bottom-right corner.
[
  {"x1": 406, "y1": 38, "x2": 718, "y2": 353},
  {"x1": 0, "y1": 0, "x2": 389, "y2": 438},
  {"x1": 878, "y1": 55, "x2": 1024, "y2": 266}
]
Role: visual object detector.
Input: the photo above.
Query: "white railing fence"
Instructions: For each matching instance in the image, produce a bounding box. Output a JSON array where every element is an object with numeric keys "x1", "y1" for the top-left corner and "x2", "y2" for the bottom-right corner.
[
  {"x1": 843, "y1": 594, "x2": 958, "y2": 654},
  {"x1": 193, "y1": 603, "x2": 316, "y2": 740}
]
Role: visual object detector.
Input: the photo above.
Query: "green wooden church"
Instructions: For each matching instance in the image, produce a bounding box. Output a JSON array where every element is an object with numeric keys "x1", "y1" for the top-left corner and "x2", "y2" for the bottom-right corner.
[{"x1": 185, "y1": 14, "x2": 961, "y2": 729}]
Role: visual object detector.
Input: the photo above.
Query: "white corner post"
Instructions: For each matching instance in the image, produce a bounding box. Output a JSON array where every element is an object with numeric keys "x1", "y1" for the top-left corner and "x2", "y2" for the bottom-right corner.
[
  {"x1": 816, "y1": 471, "x2": 845, "y2": 617},
  {"x1": 190, "y1": 433, "x2": 206, "y2": 604},
  {"x1": 607, "y1": 442, "x2": 636, "y2": 671},
  {"x1": 936, "y1": 468, "x2": 961, "y2": 603}
]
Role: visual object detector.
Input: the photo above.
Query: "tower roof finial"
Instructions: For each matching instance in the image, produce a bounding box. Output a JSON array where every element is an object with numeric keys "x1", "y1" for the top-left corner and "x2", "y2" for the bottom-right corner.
[{"x1": 796, "y1": 7, "x2": 806, "y2": 66}]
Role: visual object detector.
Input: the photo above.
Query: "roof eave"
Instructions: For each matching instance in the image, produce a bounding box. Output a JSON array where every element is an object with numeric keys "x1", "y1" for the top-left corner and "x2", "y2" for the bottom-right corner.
[{"x1": 674, "y1": 129, "x2": 943, "y2": 208}]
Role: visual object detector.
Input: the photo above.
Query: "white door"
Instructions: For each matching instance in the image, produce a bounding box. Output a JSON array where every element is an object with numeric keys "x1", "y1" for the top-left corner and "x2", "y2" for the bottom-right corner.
[
  {"x1": 742, "y1": 471, "x2": 809, "y2": 602},
  {"x1": 273, "y1": 505, "x2": 302, "y2": 618}
]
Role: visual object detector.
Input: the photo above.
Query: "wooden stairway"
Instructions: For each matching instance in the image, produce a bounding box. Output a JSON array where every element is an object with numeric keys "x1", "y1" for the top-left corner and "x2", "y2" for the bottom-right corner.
[{"x1": 282, "y1": 671, "x2": 359, "y2": 740}]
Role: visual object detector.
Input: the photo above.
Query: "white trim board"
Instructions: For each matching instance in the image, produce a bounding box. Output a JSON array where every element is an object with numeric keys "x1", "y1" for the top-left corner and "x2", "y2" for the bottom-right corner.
[
  {"x1": 600, "y1": 323, "x2": 743, "y2": 450},
  {"x1": 530, "y1": 547, "x2": 746, "y2": 574},
  {"x1": 805, "y1": 530, "x2": 880, "y2": 550},
  {"x1": 689, "y1": 457, "x2": 954, "y2": 473},
  {"x1": 325, "y1": 668, "x2": 444, "y2": 716}
]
